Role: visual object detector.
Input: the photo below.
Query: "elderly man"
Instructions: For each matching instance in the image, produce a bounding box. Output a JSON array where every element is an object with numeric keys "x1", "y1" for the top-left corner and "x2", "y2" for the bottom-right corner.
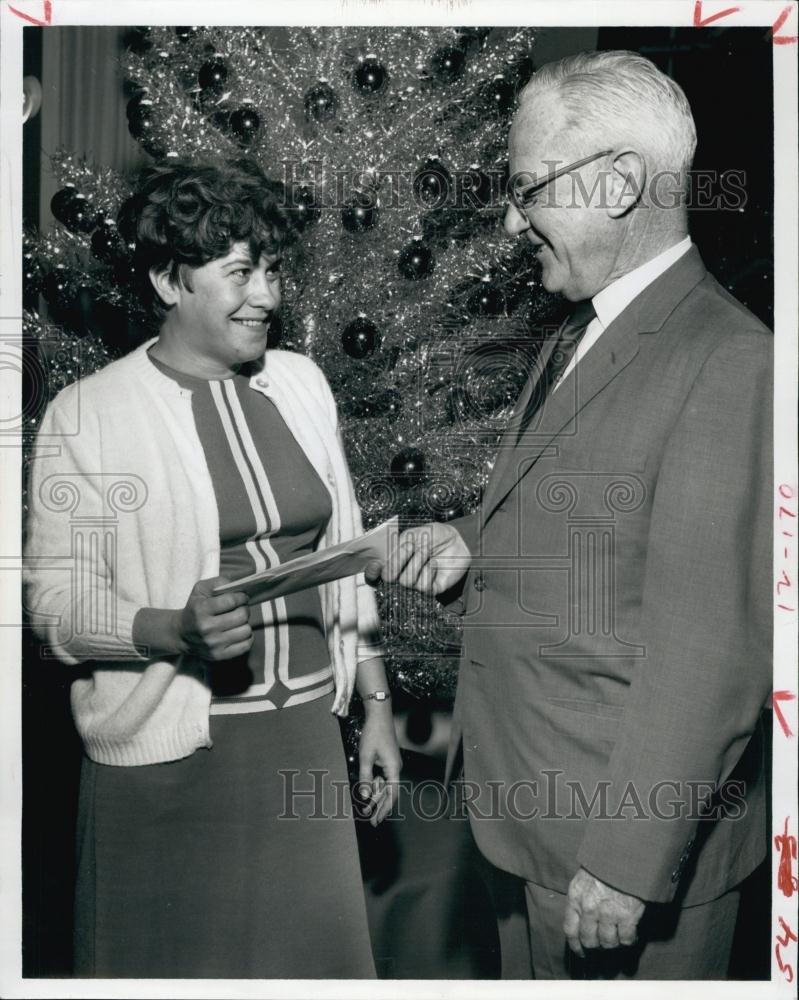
[{"x1": 373, "y1": 51, "x2": 772, "y2": 979}]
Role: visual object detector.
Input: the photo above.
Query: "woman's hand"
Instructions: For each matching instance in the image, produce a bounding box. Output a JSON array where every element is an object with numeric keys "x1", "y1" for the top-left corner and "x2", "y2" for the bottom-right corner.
[
  {"x1": 177, "y1": 577, "x2": 253, "y2": 660},
  {"x1": 357, "y1": 709, "x2": 402, "y2": 827}
]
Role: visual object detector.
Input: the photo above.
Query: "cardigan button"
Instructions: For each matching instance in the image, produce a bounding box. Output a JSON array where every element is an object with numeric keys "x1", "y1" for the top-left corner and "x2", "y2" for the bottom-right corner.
[{"x1": 255, "y1": 377, "x2": 269, "y2": 388}]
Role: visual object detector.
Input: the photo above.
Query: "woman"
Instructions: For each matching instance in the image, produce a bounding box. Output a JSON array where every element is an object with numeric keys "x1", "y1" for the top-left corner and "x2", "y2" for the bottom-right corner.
[{"x1": 24, "y1": 159, "x2": 401, "y2": 978}]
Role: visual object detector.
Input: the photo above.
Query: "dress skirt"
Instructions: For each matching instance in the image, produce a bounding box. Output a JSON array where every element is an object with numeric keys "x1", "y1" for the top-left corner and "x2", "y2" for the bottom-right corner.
[{"x1": 74, "y1": 695, "x2": 376, "y2": 979}]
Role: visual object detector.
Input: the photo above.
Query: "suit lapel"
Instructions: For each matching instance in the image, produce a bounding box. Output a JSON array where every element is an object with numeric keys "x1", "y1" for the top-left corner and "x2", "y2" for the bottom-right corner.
[
  {"x1": 482, "y1": 318, "x2": 640, "y2": 518},
  {"x1": 484, "y1": 327, "x2": 562, "y2": 499},
  {"x1": 481, "y1": 246, "x2": 708, "y2": 521}
]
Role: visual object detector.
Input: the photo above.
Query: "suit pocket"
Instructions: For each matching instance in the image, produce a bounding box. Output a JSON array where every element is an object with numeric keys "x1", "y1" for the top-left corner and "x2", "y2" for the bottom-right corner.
[{"x1": 546, "y1": 697, "x2": 624, "y2": 744}]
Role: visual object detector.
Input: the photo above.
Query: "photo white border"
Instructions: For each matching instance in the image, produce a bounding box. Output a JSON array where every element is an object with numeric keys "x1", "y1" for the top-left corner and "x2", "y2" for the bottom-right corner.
[{"x1": 1, "y1": 1, "x2": 796, "y2": 998}]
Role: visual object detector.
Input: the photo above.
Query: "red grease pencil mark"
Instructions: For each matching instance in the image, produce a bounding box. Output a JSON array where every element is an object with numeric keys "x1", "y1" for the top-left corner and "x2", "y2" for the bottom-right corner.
[
  {"x1": 771, "y1": 690, "x2": 796, "y2": 739},
  {"x1": 776, "y1": 486, "x2": 797, "y2": 614},
  {"x1": 769, "y1": 4, "x2": 798, "y2": 44},
  {"x1": 775, "y1": 817, "x2": 799, "y2": 897},
  {"x1": 776, "y1": 916, "x2": 798, "y2": 982},
  {"x1": 7, "y1": 1, "x2": 52, "y2": 25},
  {"x1": 693, "y1": 1, "x2": 741, "y2": 27}
]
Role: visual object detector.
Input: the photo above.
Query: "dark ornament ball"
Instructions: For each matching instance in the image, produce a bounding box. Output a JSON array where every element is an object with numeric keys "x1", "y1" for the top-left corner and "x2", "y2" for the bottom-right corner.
[
  {"x1": 353, "y1": 59, "x2": 389, "y2": 95},
  {"x1": 51, "y1": 187, "x2": 97, "y2": 234},
  {"x1": 174, "y1": 26, "x2": 196, "y2": 42},
  {"x1": 304, "y1": 82, "x2": 340, "y2": 123},
  {"x1": 430, "y1": 46, "x2": 466, "y2": 83},
  {"x1": 127, "y1": 97, "x2": 155, "y2": 140},
  {"x1": 341, "y1": 196, "x2": 378, "y2": 233},
  {"x1": 412, "y1": 158, "x2": 452, "y2": 210},
  {"x1": 90, "y1": 220, "x2": 126, "y2": 264},
  {"x1": 341, "y1": 317, "x2": 380, "y2": 358},
  {"x1": 50, "y1": 185, "x2": 77, "y2": 220},
  {"x1": 487, "y1": 75, "x2": 515, "y2": 115},
  {"x1": 126, "y1": 93, "x2": 149, "y2": 120},
  {"x1": 139, "y1": 136, "x2": 167, "y2": 161},
  {"x1": 198, "y1": 58, "x2": 228, "y2": 96},
  {"x1": 466, "y1": 280, "x2": 507, "y2": 317},
  {"x1": 390, "y1": 448, "x2": 426, "y2": 487},
  {"x1": 230, "y1": 106, "x2": 260, "y2": 145},
  {"x1": 398, "y1": 240, "x2": 434, "y2": 280},
  {"x1": 289, "y1": 185, "x2": 321, "y2": 231}
]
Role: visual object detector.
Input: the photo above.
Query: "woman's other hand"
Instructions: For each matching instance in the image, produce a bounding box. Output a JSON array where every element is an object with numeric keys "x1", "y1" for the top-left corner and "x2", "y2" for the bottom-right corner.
[
  {"x1": 177, "y1": 577, "x2": 253, "y2": 660},
  {"x1": 357, "y1": 709, "x2": 402, "y2": 827}
]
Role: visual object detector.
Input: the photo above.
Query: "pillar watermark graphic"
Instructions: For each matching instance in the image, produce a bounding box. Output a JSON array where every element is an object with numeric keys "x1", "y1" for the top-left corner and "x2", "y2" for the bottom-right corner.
[{"x1": 28, "y1": 472, "x2": 148, "y2": 659}]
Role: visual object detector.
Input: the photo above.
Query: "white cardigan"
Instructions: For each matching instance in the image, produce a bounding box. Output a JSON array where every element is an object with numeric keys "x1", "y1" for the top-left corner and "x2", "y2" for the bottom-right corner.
[{"x1": 24, "y1": 340, "x2": 383, "y2": 766}]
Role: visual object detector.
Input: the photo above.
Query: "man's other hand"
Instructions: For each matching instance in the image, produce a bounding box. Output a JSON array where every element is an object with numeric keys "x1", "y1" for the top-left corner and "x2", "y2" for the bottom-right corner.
[{"x1": 564, "y1": 867, "x2": 645, "y2": 956}]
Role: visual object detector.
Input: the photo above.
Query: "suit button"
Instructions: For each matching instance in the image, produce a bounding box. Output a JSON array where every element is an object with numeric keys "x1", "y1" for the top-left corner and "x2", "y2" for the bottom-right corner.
[{"x1": 473, "y1": 574, "x2": 487, "y2": 592}]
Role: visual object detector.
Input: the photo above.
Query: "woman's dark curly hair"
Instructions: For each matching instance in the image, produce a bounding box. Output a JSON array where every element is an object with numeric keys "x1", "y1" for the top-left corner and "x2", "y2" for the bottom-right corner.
[{"x1": 117, "y1": 158, "x2": 297, "y2": 325}]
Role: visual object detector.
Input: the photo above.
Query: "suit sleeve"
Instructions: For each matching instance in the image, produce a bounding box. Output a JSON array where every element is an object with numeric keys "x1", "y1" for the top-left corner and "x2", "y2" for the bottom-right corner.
[{"x1": 576, "y1": 331, "x2": 773, "y2": 902}]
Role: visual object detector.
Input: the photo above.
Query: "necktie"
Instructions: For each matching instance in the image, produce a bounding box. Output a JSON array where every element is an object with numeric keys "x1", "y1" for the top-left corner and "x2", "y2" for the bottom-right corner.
[{"x1": 516, "y1": 298, "x2": 596, "y2": 440}]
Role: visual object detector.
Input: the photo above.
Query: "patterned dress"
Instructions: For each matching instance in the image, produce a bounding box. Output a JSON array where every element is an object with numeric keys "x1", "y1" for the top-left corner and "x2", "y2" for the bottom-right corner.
[{"x1": 73, "y1": 355, "x2": 375, "y2": 978}]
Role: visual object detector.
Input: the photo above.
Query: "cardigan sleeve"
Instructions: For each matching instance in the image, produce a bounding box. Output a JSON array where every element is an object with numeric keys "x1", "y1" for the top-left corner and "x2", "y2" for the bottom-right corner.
[
  {"x1": 24, "y1": 388, "x2": 149, "y2": 665},
  {"x1": 313, "y1": 358, "x2": 385, "y2": 663}
]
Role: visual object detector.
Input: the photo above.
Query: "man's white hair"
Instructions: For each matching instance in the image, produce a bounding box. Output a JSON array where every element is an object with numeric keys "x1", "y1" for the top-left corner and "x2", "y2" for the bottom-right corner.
[{"x1": 519, "y1": 50, "x2": 697, "y2": 184}]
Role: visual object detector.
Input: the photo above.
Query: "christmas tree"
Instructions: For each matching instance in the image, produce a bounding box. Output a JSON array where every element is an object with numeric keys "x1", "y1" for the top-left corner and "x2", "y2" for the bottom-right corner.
[{"x1": 24, "y1": 25, "x2": 559, "y2": 713}]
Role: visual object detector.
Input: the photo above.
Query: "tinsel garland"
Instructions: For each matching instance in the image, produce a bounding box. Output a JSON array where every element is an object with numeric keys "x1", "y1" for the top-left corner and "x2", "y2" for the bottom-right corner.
[{"x1": 26, "y1": 26, "x2": 563, "y2": 706}]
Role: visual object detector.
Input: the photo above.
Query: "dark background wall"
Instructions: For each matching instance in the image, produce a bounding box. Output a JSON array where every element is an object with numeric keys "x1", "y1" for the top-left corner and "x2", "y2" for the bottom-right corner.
[{"x1": 21, "y1": 25, "x2": 773, "y2": 979}]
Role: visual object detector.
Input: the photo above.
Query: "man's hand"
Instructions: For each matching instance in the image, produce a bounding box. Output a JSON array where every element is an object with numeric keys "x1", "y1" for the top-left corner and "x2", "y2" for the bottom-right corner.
[
  {"x1": 364, "y1": 522, "x2": 471, "y2": 596},
  {"x1": 563, "y1": 867, "x2": 645, "y2": 956}
]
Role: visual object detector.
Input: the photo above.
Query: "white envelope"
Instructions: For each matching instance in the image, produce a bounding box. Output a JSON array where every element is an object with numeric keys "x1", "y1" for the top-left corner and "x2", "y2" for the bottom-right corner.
[{"x1": 213, "y1": 516, "x2": 399, "y2": 604}]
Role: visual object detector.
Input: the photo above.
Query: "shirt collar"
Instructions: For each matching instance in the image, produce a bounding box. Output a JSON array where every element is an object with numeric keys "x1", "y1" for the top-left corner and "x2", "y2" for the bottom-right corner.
[{"x1": 591, "y1": 236, "x2": 692, "y2": 330}]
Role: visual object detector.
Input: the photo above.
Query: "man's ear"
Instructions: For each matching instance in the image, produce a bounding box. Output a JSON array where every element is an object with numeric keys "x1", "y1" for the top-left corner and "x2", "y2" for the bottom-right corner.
[
  {"x1": 606, "y1": 150, "x2": 646, "y2": 219},
  {"x1": 149, "y1": 265, "x2": 180, "y2": 308}
]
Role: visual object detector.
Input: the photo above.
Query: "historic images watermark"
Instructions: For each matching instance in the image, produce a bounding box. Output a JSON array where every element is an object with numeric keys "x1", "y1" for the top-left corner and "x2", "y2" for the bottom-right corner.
[
  {"x1": 279, "y1": 158, "x2": 748, "y2": 213},
  {"x1": 279, "y1": 769, "x2": 748, "y2": 824}
]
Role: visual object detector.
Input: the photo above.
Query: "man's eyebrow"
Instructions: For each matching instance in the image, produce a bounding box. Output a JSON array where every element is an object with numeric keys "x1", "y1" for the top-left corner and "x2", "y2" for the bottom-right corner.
[{"x1": 222, "y1": 257, "x2": 254, "y2": 268}]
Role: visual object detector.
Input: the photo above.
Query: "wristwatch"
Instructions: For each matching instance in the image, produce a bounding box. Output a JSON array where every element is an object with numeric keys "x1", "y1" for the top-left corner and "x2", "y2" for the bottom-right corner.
[{"x1": 363, "y1": 690, "x2": 391, "y2": 702}]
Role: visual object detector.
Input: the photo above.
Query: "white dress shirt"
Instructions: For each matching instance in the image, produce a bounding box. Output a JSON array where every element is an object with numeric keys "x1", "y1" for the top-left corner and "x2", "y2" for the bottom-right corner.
[{"x1": 553, "y1": 236, "x2": 692, "y2": 391}]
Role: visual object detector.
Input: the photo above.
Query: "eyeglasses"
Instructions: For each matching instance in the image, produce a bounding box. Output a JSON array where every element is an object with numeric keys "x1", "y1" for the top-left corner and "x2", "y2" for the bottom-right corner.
[{"x1": 508, "y1": 149, "x2": 614, "y2": 216}]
